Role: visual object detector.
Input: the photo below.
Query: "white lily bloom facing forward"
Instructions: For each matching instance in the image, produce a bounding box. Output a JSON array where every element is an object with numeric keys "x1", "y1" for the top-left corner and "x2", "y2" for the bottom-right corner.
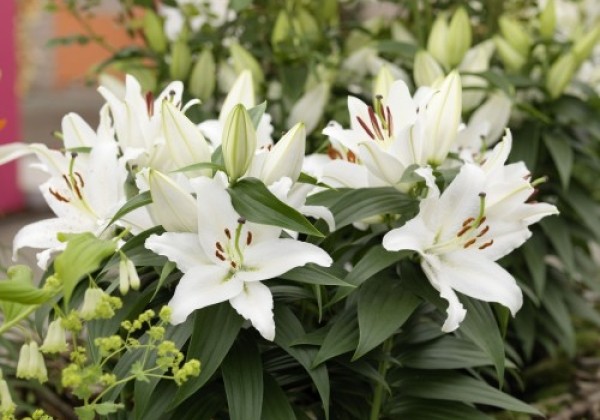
[
  {"x1": 383, "y1": 136, "x2": 558, "y2": 331},
  {"x1": 145, "y1": 176, "x2": 333, "y2": 340}
]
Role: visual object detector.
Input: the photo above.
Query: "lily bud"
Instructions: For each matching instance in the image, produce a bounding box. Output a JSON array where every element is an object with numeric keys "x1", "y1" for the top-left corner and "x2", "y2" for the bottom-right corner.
[
  {"x1": 148, "y1": 169, "x2": 197, "y2": 231},
  {"x1": 79, "y1": 288, "x2": 105, "y2": 320},
  {"x1": 219, "y1": 70, "x2": 255, "y2": 126},
  {"x1": 272, "y1": 10, "x2": 292, "y2": 52},
  {"x1": 447, "y1": 7, "x2": 472, "y2": 67},
  {"x1": 427, "y1": 14, "x2": 450, "y2": 68},
  {"x1": 143, "y1": 10, "x2": 168, "y2": 53},
  {"x1": 169, "y1": 41, "x2": 192, "y2": 81},
  {"x1": 494, "y1": 36, "x2": 527, "y2": 72},
  {"x1": 260, "y1": 123, "x2": 306, "y2": 185},
  {"x1": 546, "y1": 52, "x2": 577, "y2": 98},
  {"x1": 373, "y1": 65, "x2": 395, "y2": 104},
  {"x1": 119, "y1": 255, "x2": 140, "y2": 295},
  {"x1": 414, "y1": 50, "x2": 445, "y2": 87},
  {"x1": 189, "y1": 48, "x2": 216, "y2": 101},
  {"x1": 16, "y1": 342, "x2": 47, "y2": 383},
  {"x1": 539, "y1": 0, "x2": 556, "y2": 39},
  {"x1": 573, "y1": 25, "x2": 600, "y2": 65},
  {"x1": 286, "y1": 82, "x2": 330, "y2": 135},
  {"x1": 0, "y1": 376, "x2": 14, "y2": 413},
  {"x1": 499, "y1": 16, "x2": 532, "y2": 56},
  {"x1": 222, "y1": 104, "x2": 257, "y2": 182},
  {"x1": 296, "y1": 7, "x2": 320, "y2": 45},
  {"x1": 40, "y1": 319, "x2": 68, "y2": 354},
  {"x1": 229, "y1": 42, "x2": 264, "y2": 87}
]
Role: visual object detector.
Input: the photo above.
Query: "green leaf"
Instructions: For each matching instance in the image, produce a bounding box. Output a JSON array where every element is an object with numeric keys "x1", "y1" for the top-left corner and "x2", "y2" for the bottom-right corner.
[
  {"x1": 390, "y1": 398, "x2": 492, "y2": 420},
  {"x1": 510, "y1": 122, "x2": 540, "y2": 170},
  {"x1": 172, "y1": 161, "x2": 226, "y2": 174},
  {"x1": 0, "y1": 266, "x2": 53, "y2": 305},
  {"x1": 540, "y1": 217, "x2": 574, "y2": 273},
  {"x1": 229, "y1": 178, "x2": 324, "y2": 237},
  {"x1": 280, "y1": 265, "x2": 353, "y2": 287},
  {"x1": 248, "y1": 101, "x2": 267, "y2": 129},
  {"x1": 262, "y1": 373, "x2": 296, "y2": 420},
  {"x1": 345, "y1": 246, "x2": 408, "y2": 287},
  {"x1": 465, "y1": 70, "x2": 513, "y2": 96},
  {"x1": 151, "y1": 261, "x2": 177, "y2": 301},
  {"x1": 222, "y1": 335, "x2": 264, "y2": 420},
  {"x1": 274, "y1": 305, "x2": 330, "y2": 419},
  {"x1": 308, "y1": 188, "x2": 417, "y2": 229},
  {"x1": 398, "y1": 370, "x2": 541, "y2": 415},
  {"x1": 54, "y1": 233, "x2": 116, "y2": 305},
  {"x1": 563, "y1": 186, "x2": 600, "y2": 242},
  {"x1": 108, "y1": 191, "x2": 152, "y2": 227},
  {"x1": 543, "y1": 282, "x2": 576, "y2": 356},
  {"x1": 354, "y1": 276, "x2": 420, "y2": 359},
  {"x1": 544, "y1": 132, "x2": 573, "y2": 190},
  {"x1": 521, "y1": 234, "x2": 547, "y2": 297},
  {"x1": 230, "y1": 0, "x2": 253, "y2": 11},
  {"x1": 460, "y1": 297, "x2": 506, "y2": 386},
  {"x1": 173, "y1": 303, "x2": 243, "y2": 406},
  {"x1": 313, "y1": 307, "x2": 358, "y2": 366}
]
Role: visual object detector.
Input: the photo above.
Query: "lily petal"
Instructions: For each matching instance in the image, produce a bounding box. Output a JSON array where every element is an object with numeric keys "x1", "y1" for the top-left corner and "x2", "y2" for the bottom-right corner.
[
  {"x1": 168, "y1": 265, "x2": 243, "y2": 324},
  {"x1": 383, "y1": 217, "x2": 433, "y2": 254},
  {"x1": 148, "y1": 170, "x2": 198, "y2": 232},
  {"x1": 229, "y1": 281, "x2": 275, "y2": 340},
  {"x1": 61, "y1": 113, "x2": 96, "y2": 149},
  {"x1": 145, "y1": 232, "x2": 211, "y2": 270}
]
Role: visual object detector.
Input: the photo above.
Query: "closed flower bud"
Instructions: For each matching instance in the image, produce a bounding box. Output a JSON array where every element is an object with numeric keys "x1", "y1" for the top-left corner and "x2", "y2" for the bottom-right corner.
[
  {"x1": 40, "y1": 319, "x2": 68, "y2": 354},
  {"x1": 189, "y1": 48, "x2": 216, "y2": 101},
  {"x1": 546, "y1": 52, "x2": 577, "y2": 98},
  {"x1": 260, "y1": 122, "x2": 306, "y2": 185},
  {"x1": 414, "y1": 50, "x2": 445, "y2": 87},
  {"x1": 539, "y1": 0, "x2": 556, "y2": 39},
  {"x1": 222, "y1": 104, "x2": 257, "y2": 182},
  {"x1": 272, "y1": 10, "x2": 292, "y2": 51},
  {"x1": 16, "y1": 342, "x2": 47, "y2": 383},
  {"x1": 286, "y1": 82, "x2": 330, "y2": 135},
  {"x1": 573, "y1": 25, "x2": 600, "y2": 65},
  {"x1": 447, "y1": 7, "x2": 472, "y2": 67},
  {"x1": 229, "y1": 42, "x2": 264, "y2": 87},
  {"x1": 127, "y1": 259, "x2": 140, "y2": 291},
  {"x1": 0, "y1": 378, "x2": 14, "y2": 413},
  {"x1": 119, "y1": 257, "x2": 130, "y2": 295},
  {"x1": 296, "y1": 7, "x2": 320, "y2": 45},
  {"x1": 494, "y1": 36, "x2": 527, "y2": 72},
  {"x1": 373, "y1": 65, "x2": 395, "y2": 103},
  {"x1": 499, "y1": 16, "x2": 532, "y2": 56},
  {"x1": 427, "y1": 14, "x2": 450, "y2": 68},
  {"x1": 169, "y1": 41, "x2": 192, "y2": 81},
  {"x1": 79, "y1": 288, "x2": 105, "y2": 320},
  {"x1": 143, "y1": 10, "x2": 168, "y2": 53}
]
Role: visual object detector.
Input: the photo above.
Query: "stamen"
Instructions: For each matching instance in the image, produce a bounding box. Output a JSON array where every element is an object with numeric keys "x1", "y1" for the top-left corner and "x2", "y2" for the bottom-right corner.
[
  {"x1": 72, "y1": 182, "x2": 83, "y2": 200},
  {"x1": 462, "y1": 217, "x2": 475, "y2": 227},
  {"x1": 347, "y1": 150, "x2": 357, "y2": 163},
  {"x1": 456, "y1": 225, "x2": 471, "y2": 237},
  {"x1": 75, "y1": 172, "x2": 85, "y2": 188},
  {"x1": 216, "y1": 242, "x2": 224, "y2": 252},
  {"x1": 477, "y1": 225, "x2": 490, "y2": 237},
  {"x1": 49, "y1": 188, "x2": 70, "y2": 203},
  {"x1": 463, "y1": 238, "x2": 477, "y2": 248},
  {"x1": 246, "y1": 231, "x2": 253, "y2": 245},
  {"x1": 145, "y1": 91, "x2": 154, "y2": 116},
  {"x1": 386, "y1": 106, "x2": 393, "y2": 137},
  {"x1": 230, "y1": 261, "x2": 237, "y2": 269},
  {"x1": 327, "y1": 145, "x2": 343, "y2": 160},
  {"x1": 356, "y1": 116, "x2": 375, "y2": 140},
  {"x1": 62, "y1": 175, "x2": 73, "y2": 191},
  {"x1": 224, "y1": 228, "x2": 231, "y2": 239},
  {"x1": 368, "y1": 107, "x2": 384, "y2": 141},
  {"x1": 215, "y1": 251, "x2": 226, "y2": 261},
  {"x1": 478, "y1": 240, "x2": 494, "y2": 250},
  {"x1": 477, "y1": 216, "x2": 487, "y2": 227}
]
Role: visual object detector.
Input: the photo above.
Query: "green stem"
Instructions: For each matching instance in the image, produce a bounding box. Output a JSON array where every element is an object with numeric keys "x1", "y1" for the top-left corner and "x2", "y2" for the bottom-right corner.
[
  {"x1": 0, "y1": 305, "x2": 38, "y2": 335},
  {"x1": 369, "y1": 337, "x2": 394, "y2": 420}
]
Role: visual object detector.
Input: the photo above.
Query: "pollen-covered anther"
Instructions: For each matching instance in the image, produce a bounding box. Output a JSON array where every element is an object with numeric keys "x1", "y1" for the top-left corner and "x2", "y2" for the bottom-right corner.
[
  {"x1": 462, "y1": 217, "x2": 475, "y2": 227},
  {"x1": 216, "y1": 242, "x2": 224, "y2": 252},
  {"x1": 75, "y1": 172, "x2": 85, "y2": 188},
  {"x1": 215, "y1": 251, "x2": 226, "y2": 261},
  {"x1": 146, "y1": 91, "x2": 154, "y2": 116},
  {"x1": 49, "y1": 188, "x2": 70, "y2": 203},
  {"x1": 463, "y1": 238, "x2": 477, "y2": 248},
  {"x1": 327, "y1": 145, "x2": 343, "y2": 160},
  {"x1": 246, "y1": 231, "x2": 253, "y2": 245},
  {"x1": 478, "y1": 239, "x2": 494, "y2": 250},
  {"x1": 456, "y1": 225, "x2": 471, "y2": 237},
  {"x1": 367, "y1": 107, "x2": 385, "y2": 141},
  {"x1": 386, "y1": 106, "x2": 393, "y2": 137},
  {"x1": 347, "y1": 150, "x2": 357, "y2": 163},
  {"x1": 356, "y1": 116, "x2": 376, "y2": 140},
  {"x1": 477, "y1": 216, "x2": 487, "y2": 227},
  {"x1": 224, "y1": 228, "x2": 231, "y2": 239},
  {"x1": 477, "y1": 225, "x2": 490, "y2": 237},
  {"x1": 230, "y1": 261, "x2": 237, "y2": 269}
]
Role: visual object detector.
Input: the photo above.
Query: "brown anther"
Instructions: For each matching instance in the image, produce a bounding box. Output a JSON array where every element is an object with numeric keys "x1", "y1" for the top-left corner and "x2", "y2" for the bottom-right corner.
[
  {"x1": 462, "y1": 217, "x2": 475, "y2": 227},
  {"x1": 230, "y1": 261, "x2": 237, "y2": 269},
  {"x1": 463, "y1": 238, "x2": 477, "y2": 248},
  {"x1": 477, "y1": 216, "x2": 487, "y2": 227},
  {"x1": 71, "y1": 180, "x2": 83, "y2": 200},
  {"x1": 62, "y1": 175, "x2": 73, "y2": 191},
  {"x1": 224, "y1": 228, "x2": 231, "y2": 239},
  {"x1": 215, "y1": 251, "x2": 226, "y2": 261},
  {"x1": 327, "y1": 145, "x2": 343, "y2": 160},
  {"x1": 49, "y1": 188, "x2": 70, "y2": 203},
  {"x1": 456, "y1": 225, "x2": 471, "y2": 237},
  {"x1": 75, "y1": 172, "x2": 85, "y2": 188},
  {"x1": 477, "y1": 225, "x2": 490, "y2": 237},
  {"x1": 216, "y1": 242, "x2": 224, "y2": 252},
  {"x1": 386, "y1": 106, "x2": 393, "y2": 137},
  {"x1": 347, "y1": 150, "x2": 357, "y2": 163},
  {"x1": 246, "y1": 231, "x2": 253, "y2": 245},
  {"x1": 356, "y1": 116, "x2": 376, "y2": 140},
  {"x1": 145, "y1": 91, "x2": 154, "y2": 116},
  {"x1": 368, "y1": 106, "x2": 384, "y2": 140},
  {"x1": 478, "y1": 240, "x2": 494, "y2": 250}
]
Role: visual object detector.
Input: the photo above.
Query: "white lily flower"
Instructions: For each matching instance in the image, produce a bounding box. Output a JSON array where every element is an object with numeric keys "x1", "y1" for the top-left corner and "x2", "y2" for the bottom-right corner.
[
  {"x1": 198, "y1": 70, "x2": 273, "y2": 149},
  {"x1": 459, "y1": 40, "x2": 496, "y2": 111},
  {"x1": 286, "y1": 82, "x2": 330, "y2": 135},
  {"x1": 147, "y1": 169, "x2": 197, "y2": 232},
  {"x1": 145, "y1": 177, "x2": 332, "y2": 340},
  {"x1": 159, "y1": 0, "x2": 236, "y2": 41},
  {"x1": 383, "y1": 133, "x2": 558, "y2": 332}
]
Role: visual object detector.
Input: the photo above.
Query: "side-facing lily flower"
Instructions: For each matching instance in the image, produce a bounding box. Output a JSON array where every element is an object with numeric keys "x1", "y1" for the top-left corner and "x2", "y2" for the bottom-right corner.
[
  {"x1": 145, "y1": 176, "x2": 332, "y2": 340},
  {"x1": 382, "y1": 134, "x2": 558, "y2": 332}
]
